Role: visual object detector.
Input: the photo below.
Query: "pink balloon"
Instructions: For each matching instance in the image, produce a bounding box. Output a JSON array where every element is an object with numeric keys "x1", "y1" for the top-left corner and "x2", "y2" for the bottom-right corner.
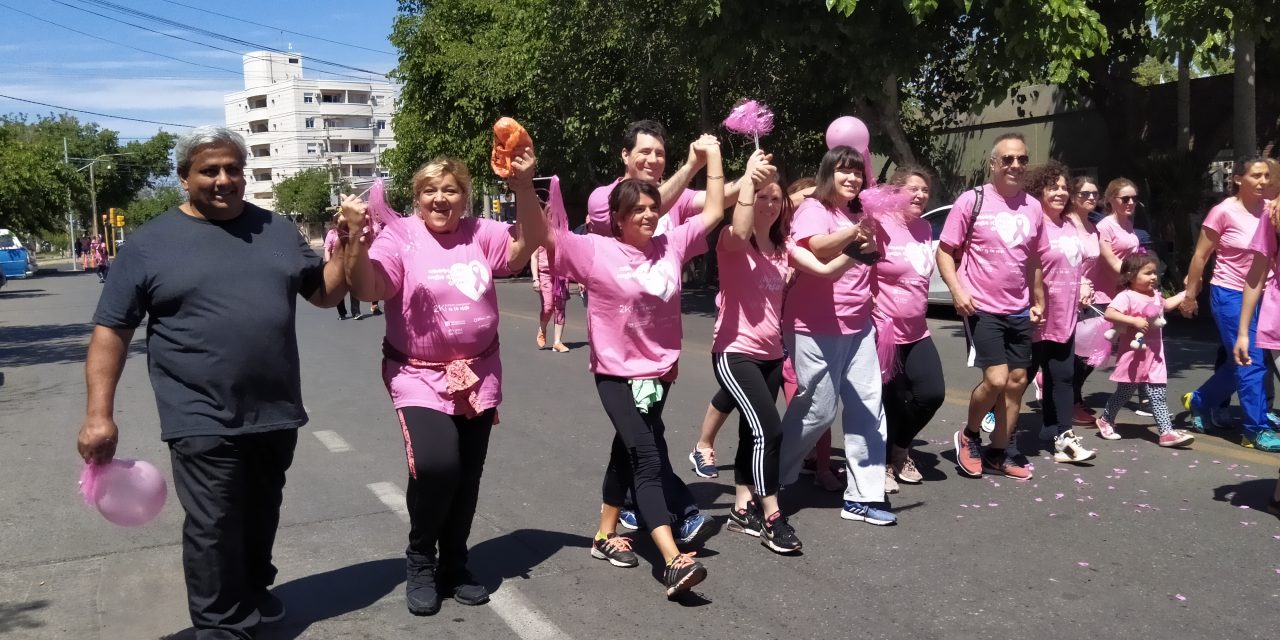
[
  {"x1": 81, "y1": 459, "x2": 168, "y2": 527},
  {"x1": 826, "y1": 116, "x2": 870, "y2": 151}
]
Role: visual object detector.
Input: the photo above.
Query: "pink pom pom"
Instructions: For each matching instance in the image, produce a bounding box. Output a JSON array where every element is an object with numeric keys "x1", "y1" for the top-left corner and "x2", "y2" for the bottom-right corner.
[
  {"x1": 545, "y1": 176, "x2": 570, "y2": 234},
  {"x1": 367, "y1": 178, "x2": 402, "y2": 233},
  {"x1": 723, "y1": 100, "x2": 775, "y2": 139},
  {"x1": 857, "y1": 186, "x2": 915, "y2": 222}
]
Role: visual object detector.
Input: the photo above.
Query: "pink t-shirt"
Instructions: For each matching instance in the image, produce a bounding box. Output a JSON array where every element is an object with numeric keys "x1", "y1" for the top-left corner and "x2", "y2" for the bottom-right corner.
[
  {"x1": 554, "y1": 222, "x2": 708, "y2": 378},
  {"x1": 785, "y1": 198, "x2": 874, "y2": 335},
  {"x1": 369, "y1": 216, "x2": 515, "y2": 414},
  {"x1": 1108, "y1": 289, "x2": 1168, "y2": 384},
  {"x1": 1092, "y1": 215, "x2": 1140, "y2": 302},
  {"x1": 938, "y1": 185, "x2": 1047, "y2": 314},
  {"x1": 712, "y1": 227, "x2": 788, "y2": 358},
  {"x1": 1071, "y1": 217, "x2": 1101, "y2": 288},
  {"x1": 1035, "y1": 215, "x2": 1088, "y2": 343},
  {"x1": 1247, "y1": 213, "x2": 1280, "y2": 349},
  {"x1": 323, "y1": 228, "x2": 339, "y2": 256},
  {"x1": 1203, "y1": 198, "x2": 1265, "y2": 292},
  {"x1": 587, "y1": 179, "x2": 701, "y2": 237},
  {"x1": 872, "y1": 214, "x2": 934, "y2": 344}
]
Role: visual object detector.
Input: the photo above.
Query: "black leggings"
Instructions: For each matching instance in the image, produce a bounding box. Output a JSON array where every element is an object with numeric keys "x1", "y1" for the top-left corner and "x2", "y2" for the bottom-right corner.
[
  {"x1": 336, "y1": 292, "x2": 362, "y2": 318},
  {"x1": 710, "y1": 388, "x2": 735, "y2": 414},
  {"x1": 883, "y1": 337, "x2": 946, "y2": 449},
  {"x1": 596, "y1": 375, "x2": 696, "y2": 530},
  {"x1": 1030, "y1": 337, "x2": 1075, "y2": 433},
  {"x1": 397, "y1": 406, "x2": 494, "y2": 571},
  {"x1": 712, "y1": 353, "x2": 784, "y2": 496}
]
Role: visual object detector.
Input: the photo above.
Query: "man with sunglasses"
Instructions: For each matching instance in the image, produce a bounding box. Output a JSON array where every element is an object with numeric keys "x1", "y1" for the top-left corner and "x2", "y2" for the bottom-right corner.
[{"x1": 936, "y1": 132, "x2": 1047, "y2": 481}]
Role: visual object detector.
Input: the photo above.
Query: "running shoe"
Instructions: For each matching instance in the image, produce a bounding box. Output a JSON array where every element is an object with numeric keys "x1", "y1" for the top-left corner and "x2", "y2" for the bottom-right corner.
[
  {"x1": 1183, "y1": 394, "x2": 1216, "y2": 434},
  {"x1": 618, "y1": 509, "x2": 641, "y2": 531},
  {"x1": 1242, "y1": 430, "x2": 1280, "y2": 452},
  {"x1": 840, "y1": 501, "x2": 897, "y2": 525},
  {"x1": 980, "y1": 411, "x2": 997, "y2": 433},
  {"x1": 1073, "y1": 403, "x2": 1097, "y2": 426},
  {"x1": 884, "y1": 467, "x2": 900, "y2": 494},
  {"x1": 1134, "y1": 402, "x2": 1153, "y2": 418},
  {"x1": 438, "y1": 567, "x2": 489, "y2": 606},
  {"x1": 1157, "y1": 430, "x2": 1195, "y2": 448},
  {"x1": 760, "y1": 511, "x2": 803, "y2": 554},
  {"x1": 590, "y1": 533, "x2": 639, "y2": 567},
  {"x1": 726, "y1": 502, "x2": 762, "y2": 537},
  {"x1": 981, "y1": 450, "x2": 1033, "y2": 480},
  {"x1": 663, "y1": 553, "x2": 707, "y2": 597},
  {"x1": 1053, "y1": 430, "x2": 1097, "y2": 463},
  {"x1": 1267, "y1": 411, "x2": 1280, "y2": 429},
  {"x1": 1095, "y1": 416, "x2": 1121, "y2": 440},
  {"x1": 676, "y1": 513, "x2": 709, "y2": 546},
  {"x1": 954, "y1": 429, "x2": 984, "y2": 478},
  {"x1": 892, "y1": 453, "x2": 923, "y2": 485},
  {"x1": 1006, "y1": 437, "x2": 1032, "y2": 470},
  {"x1": 689, "y1": 447, "x2": 719, "y2": 478},
  {"x1": 405, "y1": 555, "x2": 441, "y2": 616}
]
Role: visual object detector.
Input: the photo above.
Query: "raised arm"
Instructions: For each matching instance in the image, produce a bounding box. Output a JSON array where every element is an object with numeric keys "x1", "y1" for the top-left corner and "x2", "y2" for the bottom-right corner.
[
  {"x1": 1179, "y1": 227, "x2": 1219, "y2": 317},
  {"x1": 77, "y1": 326, "x2": 135, "y2": 463},
  {"x1": 342, "y1": 195, "x2": 393, "y2": 303},
  {"x1": 504, "y1": 149, "x2": 546, "y2": 273},
  {"x1": 691, "y1": 139, "x2": 727, "y2": 235},
  {"x1": 721, "y1": 149, "x2": 772, "y2": 253},
  {"x1": 658, "y1": 135, "x2": 711, "y2": 215}
]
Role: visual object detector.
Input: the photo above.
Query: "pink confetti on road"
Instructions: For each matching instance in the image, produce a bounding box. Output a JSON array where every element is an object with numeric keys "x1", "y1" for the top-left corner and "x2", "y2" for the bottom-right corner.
[
  {"x1": 1108, "y1": 486, "x2": 1116, "y2": 490},
  {"x1": 1188, "y1": 465, "x2": 1197, "y2": 469},
  {"x1": 1055, "y1": 493, "x2": 1065, "y2": 500},
  {"x1": 1174, "y1": 594, "x2": 1186, "y2": 601},
  {"x1": 988, "y1": 503, "x2": 999, "y2": 507},
  {"x1": 1088, "y1": 512, "x2": 1100, "y2": 518},
  {"x1": 992, "y1": 482, "x2": 1001, "y2": 488},
  {"x1": 1074, "y1": 478, "x2": 1086, "y2": 484},
  {"x1": 1273, "y1": 535, "x2": 1280, "y2": 540},
  {"x1": 1212, "y1": 460, "x2": 1222, "y2": 464},
  {"x1": 1077, "y1": 562, "x2": 1090, "y2": 567},
  {"x1": 1113, "y1": 468, "x2": 1128, "y2": 474},
  {"x1": 1035, "y1": 497, "x2": 1044, "y2": 502}
]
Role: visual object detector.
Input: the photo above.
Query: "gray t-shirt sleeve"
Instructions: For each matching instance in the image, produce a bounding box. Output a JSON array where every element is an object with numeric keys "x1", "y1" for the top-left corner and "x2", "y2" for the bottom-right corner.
[
  {"x1": 295, "y1": 230, "x2": 325, "y2": 301},
  {"x1": 92, "y1": 242, "x2": 149, "y2": 329}
]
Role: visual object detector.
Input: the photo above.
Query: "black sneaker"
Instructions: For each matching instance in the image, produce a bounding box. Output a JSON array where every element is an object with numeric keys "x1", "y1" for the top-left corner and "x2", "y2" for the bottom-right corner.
[
  {"x1": 254, "y1": 590, "x2": 286, "y2": 624},
  {"x1": 439, "y1": 567, "x2": 489, "y2": 606},
  {"x1": 371, "y1": 308, "x2": 383, "y2": 316},
  {"x1": 663, "y1": 553, "x2": 707, "y2": 598},
  {"x1": 352, "y1": 313, "x2": 366, "y2": 320},
  {"x1": 760, "y1": 511, "x2": 802, "y2": 554},
  {"x1": 405, "y1": 555, "x2": 441, "y2": 616},
  {"x1": 590, "y1": 533, "x2": 639, "y2": 567},
  {"x1": 726, "y1": 502, "x2": 762, "y2": 537}
]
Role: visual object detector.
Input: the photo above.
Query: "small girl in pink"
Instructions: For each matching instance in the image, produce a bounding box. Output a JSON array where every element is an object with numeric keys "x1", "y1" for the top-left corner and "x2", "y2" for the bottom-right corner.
[{"x1": 1097, "y1": 252, "x2": 1194, "y2": 447}]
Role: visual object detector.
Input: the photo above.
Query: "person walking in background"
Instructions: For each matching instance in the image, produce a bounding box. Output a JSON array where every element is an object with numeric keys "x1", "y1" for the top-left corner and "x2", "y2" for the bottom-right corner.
[
  {"x1": 325, "y1": 220, "x2": 364, "y2": 320},
  {"x1": 91, "y1": 234, "x2": 110, "y2": 283}
]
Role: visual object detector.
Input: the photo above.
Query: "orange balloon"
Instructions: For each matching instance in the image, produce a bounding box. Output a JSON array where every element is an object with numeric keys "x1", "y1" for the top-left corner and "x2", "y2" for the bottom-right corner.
[{"x1": 490, "y1": 117, "x2": 533, "y2": 178}]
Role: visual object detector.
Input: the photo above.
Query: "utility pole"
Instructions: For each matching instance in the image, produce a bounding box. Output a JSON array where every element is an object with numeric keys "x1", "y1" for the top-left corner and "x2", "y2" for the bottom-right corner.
[
  {"x1": 63, "y1": 138, "x2": 77, "y2": 270},
  {"x1": 89, "y1": 162, "x2": 99, "y2": 240}
]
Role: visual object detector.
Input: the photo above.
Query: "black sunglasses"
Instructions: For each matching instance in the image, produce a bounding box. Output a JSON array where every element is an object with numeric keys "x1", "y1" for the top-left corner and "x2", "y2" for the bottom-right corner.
[
  {"x1": 998, "y1": 155, "x2": 1030, "y2": 167},
  {"x1": 1076, "y1": 191, "x2": 1099, "y2": 199},
  {"x1": 1116, "y1": 195, "x2": 1138, "y2": 204}
]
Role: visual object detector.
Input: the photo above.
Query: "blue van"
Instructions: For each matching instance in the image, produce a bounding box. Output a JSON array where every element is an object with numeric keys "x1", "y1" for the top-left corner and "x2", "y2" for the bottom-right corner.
[{"x1": 0, "y1": 229, "x2": 36, "y2": 280}]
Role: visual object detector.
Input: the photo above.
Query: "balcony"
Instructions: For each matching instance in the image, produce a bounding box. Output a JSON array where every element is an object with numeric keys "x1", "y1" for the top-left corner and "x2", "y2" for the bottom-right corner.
[
  {"x1": 248, "y1": 119, "x2": 269, "y2": 133},
  {"x1": 250, "y1": 144, "x2": 271, "y2": 158},
  {"x1": 318, "y1": 102, "x2": 375, "y2": 118},
  {"x1": 247, "y1": 95, "x2": 267, "y2": 110}
]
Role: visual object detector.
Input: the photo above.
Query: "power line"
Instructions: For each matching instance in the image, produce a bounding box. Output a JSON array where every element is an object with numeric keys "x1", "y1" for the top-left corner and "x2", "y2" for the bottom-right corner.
[
  {"x1": 67, "y1": 0, "x2": 389, "y2": 78},
  {"x1": 156, "y1": 0, "x2": 397, "y2": 56},
  {"x1": 0, "y1": 93, "x2": 196, "y2": 127},
  {"x1": 0, "y1": 1, "x2": 242, "y2": 76}
]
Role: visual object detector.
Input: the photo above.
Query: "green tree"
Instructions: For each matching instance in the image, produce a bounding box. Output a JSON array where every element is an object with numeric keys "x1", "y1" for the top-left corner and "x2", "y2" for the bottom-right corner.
[
  {"x1": 123, "y1": 184, "x2": 184, "y2": 227},
  {"x1": 273, "y1": 169, "x2": 344, "y2": 224},
  {"x1": 0, "y1": 133, "x2": 85, "y2": 234}
]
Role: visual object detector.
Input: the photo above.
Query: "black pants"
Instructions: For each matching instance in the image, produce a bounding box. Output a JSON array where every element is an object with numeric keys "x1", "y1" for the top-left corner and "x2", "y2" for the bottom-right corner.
[
  {"x1": 883, "y1": 337, "x2": 946, "y2": 449},
  {"x1": 169, "y1": 428, "x2": 298, "y2": 640},
  {"x1": 597, "y1": 375, "x2": 696, "y2": 529},
  {"x1": 712, "y1": 353, "x2": 784, "y2": 496},
  {"x1": 710, "y1": 387, "x2": 735, "y2": 414},
  {"x1": 1030, "y1": 337, "x2": 1076, "y2": 433},
  {"x1": 96, "y1": 263, "x2": 109, "y2": 280},
  {"x1": 398, "y1": 406, "x2": 494, "y2": 572},
  {"x1": 336, "y1": 292, "x2": 362, "y2": 318}
]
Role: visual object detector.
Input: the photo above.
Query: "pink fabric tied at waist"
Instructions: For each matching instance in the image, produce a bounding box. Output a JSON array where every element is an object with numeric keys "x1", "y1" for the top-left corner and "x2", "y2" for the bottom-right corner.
[
  {"x1": 873, "y1": 313, "x2": 898, "y2": 383},
  {"x1": 383, "y1": 338, "x2": 500, "y2": 418}
]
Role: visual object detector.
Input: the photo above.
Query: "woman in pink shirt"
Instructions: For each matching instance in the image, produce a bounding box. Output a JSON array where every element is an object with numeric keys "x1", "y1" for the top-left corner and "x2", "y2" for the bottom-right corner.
[
  {"x1": 1181, "y1": 158, "x2": 1280, "y2": 451},
  {"x1": 324, "y1": 220, "x2": 363, "y2": 320},
  {"x1": 548, "y1": 140, "x2": 728, "y2": 597},
  {"x1": 1065, "y1": 177, "x2": 1102, "y2": 423},
  {"x1": 1021, "y1": 162, "x2": 1096, "y2": 464},
  {"x1": 342, "y1": 151, "x2": 546, "y2": 616},
  {"x1": 91, "y1": 234, "x2": 110, "y2": 283}
]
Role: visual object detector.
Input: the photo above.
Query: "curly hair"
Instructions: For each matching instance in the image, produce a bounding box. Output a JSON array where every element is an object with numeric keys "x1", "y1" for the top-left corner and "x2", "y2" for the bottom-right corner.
[{"x1": 1020, "y1": 161, "x2": 1070, "y2": 200}]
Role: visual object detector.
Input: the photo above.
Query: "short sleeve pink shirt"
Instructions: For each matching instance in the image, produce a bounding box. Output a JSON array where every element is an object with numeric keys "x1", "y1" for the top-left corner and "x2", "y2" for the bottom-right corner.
[
  {"x1": 1092, "y1": 216, "x2": 1140, "y2": 302},
  {"x1": 554, "y1": 222, "x2": 708, "y2": 378},
  {"x1": 1035, "y1": 215, "x2": 1088, "y2": 343},
  {"x1": 587, "y1": 179, "x2": 700, "y2": 237},
  {"x1": 1072, "y1": 217, "x2": 1101, "y2": 287},
  {"x1": 712, "y1": 227, "x2": 788, "y2": 358},
  {"x1": 1247, "y1": 213, "x2": 1280, "y2": 349},
  {"x1": 1203, "y1": 198, "x2": 1265, "y2": 292},
  {"x1": 369, "y1": 216, "x2": 514, "y2": 414},
  {"x1": 872, "y1": 214, "x2": 934, "y2": 344},
  {"x1": 784, "y1": 198, "x2": 874, "y2": 335},
  {"x1": 938, "y1": 185, "x2": 1046, "y2": 314},
  {"x1": 1108, "y1": 289, "x2": 1168, "y2": 384},
  {"x1": 323, "y1": 228, "x2": 339, "y2": 256}
]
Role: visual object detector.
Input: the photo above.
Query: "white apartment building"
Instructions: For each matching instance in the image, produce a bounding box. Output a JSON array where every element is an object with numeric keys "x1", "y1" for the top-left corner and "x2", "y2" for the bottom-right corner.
[{"x1": 223, "y1": 51, "x2": 399, "y2": 210}]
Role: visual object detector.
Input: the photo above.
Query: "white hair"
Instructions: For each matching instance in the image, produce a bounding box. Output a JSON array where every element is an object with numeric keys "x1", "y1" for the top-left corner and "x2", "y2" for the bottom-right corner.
[{"x1": 175, "y1": 126, "x2": 248, "y2": 177}]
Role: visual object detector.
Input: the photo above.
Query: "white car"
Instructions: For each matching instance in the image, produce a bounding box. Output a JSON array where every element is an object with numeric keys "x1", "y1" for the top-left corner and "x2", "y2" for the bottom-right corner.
[{"x1": 921, "y1": 205, "x2": 953, "y2": 305}]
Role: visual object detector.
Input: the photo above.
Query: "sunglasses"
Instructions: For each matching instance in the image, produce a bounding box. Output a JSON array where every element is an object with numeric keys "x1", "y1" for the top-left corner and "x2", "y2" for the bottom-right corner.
[
  {"x1": 997, "y1": 155, "x2": 1030, "y2": 167},
  {"x1": 1076, "y1": 191, "x2": 1099, "y2": 199},
  {"x1": 1116, "y1": 195, "x2": 1138, "y2": 204}
]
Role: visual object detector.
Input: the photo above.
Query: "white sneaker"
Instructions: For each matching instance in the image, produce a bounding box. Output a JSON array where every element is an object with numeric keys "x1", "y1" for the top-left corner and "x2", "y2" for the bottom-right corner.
[
  {"x1": 884, "y1": 468, "x2": 900, "y2": 494},
  {"x1": 1053, "y1": 430, "x2": 1097, "y2": 464},
  {"x1": 980, "y1": 411, "x2": 997, "y2": 433}
]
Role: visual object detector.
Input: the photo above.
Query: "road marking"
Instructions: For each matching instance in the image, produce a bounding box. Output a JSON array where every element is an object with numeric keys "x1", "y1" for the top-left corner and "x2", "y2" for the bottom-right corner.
[
  {"x1": 488, "y1": 586, "x2": 572, "y2": 640},
  {"x1": 312, "y1": 430, "x2": 352, "y2": 453},
  {"x1": 366, "y1": 482, "x2": 409, "y2": 522}
]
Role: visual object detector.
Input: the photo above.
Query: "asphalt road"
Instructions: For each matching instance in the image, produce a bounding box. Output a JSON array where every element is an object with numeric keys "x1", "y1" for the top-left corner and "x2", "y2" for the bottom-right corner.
[{"x1": 1, "y1": 267, "x2": 1278, "y2": 640}]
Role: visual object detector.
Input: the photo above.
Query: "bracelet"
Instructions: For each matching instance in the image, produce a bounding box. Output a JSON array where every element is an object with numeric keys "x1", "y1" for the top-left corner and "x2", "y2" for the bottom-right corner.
[
  {"x1": 706, "y1": 175, "x2": 724, "y2": 181},
  {"x1": 737, "y1": 200, "x2": 755, "y2": 207}
]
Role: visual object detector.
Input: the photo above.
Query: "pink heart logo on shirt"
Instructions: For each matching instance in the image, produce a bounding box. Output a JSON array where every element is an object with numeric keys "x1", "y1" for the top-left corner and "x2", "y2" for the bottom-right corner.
[
  {"x1": 448, "y1": 260, "x2": 491, "y2": 301},
  {"x1": 1057, "y1": 234, "x2": 1081, "y2": 267},
  {"x1": 993, "y1": 211, "x2": 1031, "y2": 247},
  {"x1": 903, "y1": 242, "x2": 934, "y2": 277},
  {"x1": 632, "y1": 260, "x2": 677, "y2": 302}
]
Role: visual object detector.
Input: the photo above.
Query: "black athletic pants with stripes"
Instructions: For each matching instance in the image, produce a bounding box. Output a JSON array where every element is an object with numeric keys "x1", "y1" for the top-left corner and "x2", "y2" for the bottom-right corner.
[{"x1": 711, "y1": 352, "x2": 784, "y2": 497}]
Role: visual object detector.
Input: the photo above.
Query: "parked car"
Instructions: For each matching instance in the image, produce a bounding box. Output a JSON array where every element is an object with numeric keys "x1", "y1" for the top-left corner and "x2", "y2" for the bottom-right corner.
[
  {"x1": 0, "y1": 228, "x2": 35, "y2": 280},
  {"x1": 921, "y1": 205, "x2": 953, "y2": 305}
]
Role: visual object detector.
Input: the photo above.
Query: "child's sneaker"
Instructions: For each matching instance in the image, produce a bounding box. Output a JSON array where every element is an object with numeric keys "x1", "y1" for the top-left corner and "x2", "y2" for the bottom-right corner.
[
  {"x1": 1157, "y1": 430, "x2": 1194, "y2": 448},
  {"x1": 1095, "y1": 416, "x2": 1121, "y2": 440},
  {"x1": 1053, "y1": 430, "x2": 1097, "y2": 463},
  {"x1": 590, "y1": 534, "x2": 639, "y2": 568}
]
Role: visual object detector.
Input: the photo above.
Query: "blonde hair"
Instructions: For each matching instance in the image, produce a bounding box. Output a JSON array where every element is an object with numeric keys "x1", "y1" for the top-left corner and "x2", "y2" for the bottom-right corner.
[
  {"x1": 412, "y1": 157, "x2": 472, "y2": 200},
  {"x1": 1103, "y1": 177, "x2": 1137, "y2": 213}
]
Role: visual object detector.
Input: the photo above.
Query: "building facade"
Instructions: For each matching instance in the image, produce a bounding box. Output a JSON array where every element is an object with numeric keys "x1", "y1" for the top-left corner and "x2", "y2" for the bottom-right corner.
[{"x1": 223, "y1": 51, "x2": 399, "y2": 210}]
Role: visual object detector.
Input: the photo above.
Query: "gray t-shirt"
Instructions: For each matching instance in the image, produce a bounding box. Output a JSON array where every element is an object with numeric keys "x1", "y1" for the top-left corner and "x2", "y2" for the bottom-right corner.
[{"x1": 93, "y1": 204, "x2": 325, "y2": 440}]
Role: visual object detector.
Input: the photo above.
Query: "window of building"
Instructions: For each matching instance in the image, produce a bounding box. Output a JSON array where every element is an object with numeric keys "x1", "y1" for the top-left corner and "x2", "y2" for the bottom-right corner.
[
  {"x1": 303, "y1": 92, "x2": 314, "y2": 103},
  {"x1": 306, "y1": 143, "x2": 318, "y2": 155},
  {"x1": 288, "y1": 57, "x2": 299, "y2": 64},
  {"x1": 324, "y1": 118, "x2": 338, "y2": 129},
  {"x1": 305, "y1": 117, "x2": 314, "y2": 129},
  {"x1": 376, "y1": 120, "x2": 386, "y2": 130}
]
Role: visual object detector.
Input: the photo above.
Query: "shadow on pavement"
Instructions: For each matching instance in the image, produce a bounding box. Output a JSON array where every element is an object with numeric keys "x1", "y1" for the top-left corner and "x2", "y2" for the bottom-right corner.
[
  {"x1": 0, "y1": 599, "x2": 48, "y2": 634},
  {"x1": 468, "y1": 528, "x2": 593, "y2": 591},
  {"x1": 0, "y1": 288, "x2": 50, "y2": 299},
  {"x1": 0, "y1": 322, "x2": 144, "y2": 368}
]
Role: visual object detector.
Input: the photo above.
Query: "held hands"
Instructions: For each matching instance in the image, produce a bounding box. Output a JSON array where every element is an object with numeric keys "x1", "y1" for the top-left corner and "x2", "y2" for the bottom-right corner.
[
  {"x1": 339, "y1": 193, "x2": 369, "y2": 245},
  {"x1": 689, "y1": 134, "x2": 720, "y2": 167},
  {"x1": 744, "y1": 149, "x2": 776, "y2": 187},
  {"x1": 1078, "y1": 281, "x2": 1094, "y2": 307},
  {"x1": 1178, "y1": 295, "x2": 1198, "y2": 319},
  {"x1": 77, "y1": 415, "x2": 119, "y2": 464}
]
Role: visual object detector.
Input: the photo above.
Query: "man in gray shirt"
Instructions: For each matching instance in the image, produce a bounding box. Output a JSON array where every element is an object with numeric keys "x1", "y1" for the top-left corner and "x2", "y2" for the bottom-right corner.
[{"x1": 77, "y1": 126, "x2": 350, "y2": 640}]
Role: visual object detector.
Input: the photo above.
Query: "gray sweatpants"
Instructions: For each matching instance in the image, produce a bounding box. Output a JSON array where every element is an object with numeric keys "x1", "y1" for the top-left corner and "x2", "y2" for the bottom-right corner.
[{"x1": 780, "y1": 324, "x2": 888, "y2": 503}]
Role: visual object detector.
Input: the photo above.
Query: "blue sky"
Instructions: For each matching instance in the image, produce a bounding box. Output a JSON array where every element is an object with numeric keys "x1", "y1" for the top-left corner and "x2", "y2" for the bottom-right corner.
[{"x1": 0, "y1": 0, "x2": 400, "y2": 140}]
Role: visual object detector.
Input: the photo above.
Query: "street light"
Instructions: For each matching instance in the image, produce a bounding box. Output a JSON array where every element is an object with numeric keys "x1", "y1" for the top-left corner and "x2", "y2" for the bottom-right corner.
[{"x1": 70, "y1": 153, "x2": 137, "y2": 239}]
